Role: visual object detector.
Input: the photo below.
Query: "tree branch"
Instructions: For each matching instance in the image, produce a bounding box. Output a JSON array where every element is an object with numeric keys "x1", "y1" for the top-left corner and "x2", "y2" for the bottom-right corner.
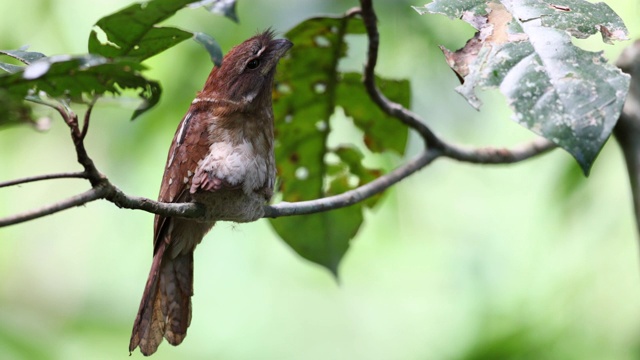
[
  {"x1": 443, "y1": 138, "x2": 556, "y2": 164},
  {"x1": 0, "y1": 172, "x2": 88, "y2": 188},
  {"x1": 0, "y1": 187, "x2": 105, "y2": 227},
  {"x1": 359, "y1": 0, "x2": 443, "y2": 149},
  {"x1": 103, "y1": 183, "x2": 204, "y2": 219},
  {"x1": 265, "y1": 150, "x2": 438, "y2": 217}
]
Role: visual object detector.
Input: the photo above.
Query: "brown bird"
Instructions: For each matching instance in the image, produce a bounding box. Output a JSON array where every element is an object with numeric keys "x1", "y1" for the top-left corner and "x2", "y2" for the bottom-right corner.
[{"x1": 129, "y1": 31, "x2": 292, "y2": 356}]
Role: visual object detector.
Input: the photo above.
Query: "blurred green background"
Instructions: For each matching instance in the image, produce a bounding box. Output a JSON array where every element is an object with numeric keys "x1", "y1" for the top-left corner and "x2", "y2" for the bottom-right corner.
[{"x1": 2, "y1": 0, "x2": 640, "y2": 359}]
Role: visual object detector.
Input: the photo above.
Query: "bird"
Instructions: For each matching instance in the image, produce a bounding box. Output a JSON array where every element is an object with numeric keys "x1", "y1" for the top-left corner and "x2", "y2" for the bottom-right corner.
[{"x1": 129, "y1": 30, "x2": 292, "y2": 356}]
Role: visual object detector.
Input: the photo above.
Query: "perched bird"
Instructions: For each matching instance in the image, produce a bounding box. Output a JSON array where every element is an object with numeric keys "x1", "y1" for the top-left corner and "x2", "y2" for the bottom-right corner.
[{"x1": 129, "y1": 30, "x2": 292, "y2": 356}]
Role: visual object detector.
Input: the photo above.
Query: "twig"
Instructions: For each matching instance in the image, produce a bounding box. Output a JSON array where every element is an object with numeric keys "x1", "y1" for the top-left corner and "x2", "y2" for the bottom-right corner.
[
  {"x1": 359, "y1": 0, "x2": 443, "y2": 149},
  {"x1": 80, "y1": 99, "x2": 97, "y2": 140},
  {"x1": 53, "y1": 103, "x2": 103, "y2": 185},
  {"x1": 265, "y1": 150, "x2": 438, "y2": 217},
  {"x1": 0, "y1": 172, "x2": 88, "y2": 188},
  {"x1": 104, "y1": 184, "x2": 204, "y2": 219},
  {"x1": 443, "y1": 138, "x2": 556, "y2": 164},
  {"x1": 0, "y1": 187, "x2": 105, "y2": 227}
]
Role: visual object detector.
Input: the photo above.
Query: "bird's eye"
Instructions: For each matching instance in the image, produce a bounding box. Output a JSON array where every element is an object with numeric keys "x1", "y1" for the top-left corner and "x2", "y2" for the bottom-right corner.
[{"x1": 246, "y1": 58, "x2": 260, "y2": 70}]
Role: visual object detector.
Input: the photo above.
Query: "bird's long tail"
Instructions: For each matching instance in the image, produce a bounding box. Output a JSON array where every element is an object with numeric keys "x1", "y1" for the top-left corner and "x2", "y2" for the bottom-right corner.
[{"x1": 129, "y1": 239, "x2": 194, "y2": 356}]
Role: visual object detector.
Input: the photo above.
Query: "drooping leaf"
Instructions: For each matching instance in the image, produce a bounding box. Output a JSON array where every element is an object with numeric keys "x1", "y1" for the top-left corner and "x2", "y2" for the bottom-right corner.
[
  {"x1": 88, "y1": 0, "x2": 197, "y2": 61},
  {"x1": 415, "y1": 0, "x2": 630, "y2": 175},
  {"x1": 188, "y1": 0, "x2": 239, "y2": 22},
  {"x1": 0, "y1": 53, "x2": 160, "y2": 119},
  {"x1": 270, "y1": 15, "x2": 409, "y2": 275}
]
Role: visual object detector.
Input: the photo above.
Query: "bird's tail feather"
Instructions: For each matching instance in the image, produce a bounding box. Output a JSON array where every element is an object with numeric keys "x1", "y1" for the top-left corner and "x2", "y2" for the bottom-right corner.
[{"x1": 129, "y1": 240, "x2": 194, "y2": 356}]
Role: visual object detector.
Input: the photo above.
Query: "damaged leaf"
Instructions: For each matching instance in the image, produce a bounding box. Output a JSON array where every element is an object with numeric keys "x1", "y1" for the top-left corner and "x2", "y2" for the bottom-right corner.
[
  {"x1": 415, "y1": 0, "x2": 630, "y2": 174},
  {"x1": 270, "y1": 15, "x2": 410, "y2": 275}
]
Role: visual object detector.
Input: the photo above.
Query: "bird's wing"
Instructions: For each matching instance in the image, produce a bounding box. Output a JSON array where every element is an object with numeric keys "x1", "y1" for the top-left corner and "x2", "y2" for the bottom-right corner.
[{"x1": 153, "y1": 105, "x2": 212, "y2": 252}]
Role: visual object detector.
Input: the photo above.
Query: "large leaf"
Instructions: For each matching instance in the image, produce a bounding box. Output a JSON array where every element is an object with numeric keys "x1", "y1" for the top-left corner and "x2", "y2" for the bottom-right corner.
[
  {"x1": 414, "y1": 0, "x2": 630, "y2": 174},
  {"x1": 269, "y1": 15, "x2": 410, "y2": 275},
  {"x1": 0, "y1": 53, "x2": 160, "y2": 119},
  {"x1": 89, "y1": 0, "x2": 196, "y2": 61}
]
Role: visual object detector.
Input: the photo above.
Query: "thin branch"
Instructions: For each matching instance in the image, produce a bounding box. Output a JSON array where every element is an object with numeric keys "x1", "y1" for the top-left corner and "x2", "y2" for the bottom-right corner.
[
  {"x1": 263, "y1": 137, "x2": 554, "y2": 218},
  {"x1": 359, "y1": 0, "x2": 443, "y2": 149},
  {"x1": 265, "y1": 150, "x2": 439, "y2": 217},
  {"x1": 443, "y1": 138, "x2": 556, "y2": 164},
  {"x1": 103, "y1": 183, "x2": 204, "y2": 219},
  {"x1": 0, "y1": 187, "x2": 105, "y2": 227},
  {"x1": 0, "y1": 172, "x2": 88, "y2": 189},
  {"x1": 80, "y1": 99, "x2": 97, "y2": 140},
  {"x1": 55, "y1": 102, "x2": 103, "y2": 185}
]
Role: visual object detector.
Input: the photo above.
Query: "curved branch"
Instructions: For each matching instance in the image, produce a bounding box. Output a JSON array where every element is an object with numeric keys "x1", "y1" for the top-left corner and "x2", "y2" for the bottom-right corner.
[
  {"x1": 0, "y1": 172, "x2": 88, "y2": 188},
  {"x1": 263, "y1": 137, "x2": 554, "y2": 218},
  {"x1": 359, "y1": 0, "x2": 443, "y2": 148},
  {"x1": 264, "y1": 150, "x2": 439, "y2": 217},
  {"x1": 0, "y1": 187, "x2": 105, "y2": 227},
  {"x1": 443, "y1": 138, "x2": 556, "y2": 164}
]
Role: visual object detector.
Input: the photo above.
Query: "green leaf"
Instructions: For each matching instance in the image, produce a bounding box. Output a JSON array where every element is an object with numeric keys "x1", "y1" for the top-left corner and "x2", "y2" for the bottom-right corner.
[
  {"x1": 0, "y1": 49, "x2": 47, "y2": 74},
  {"x1": 0, "y1": 62, "x2": 24, "y2": 74},
  {"x1": 88, "y1": 0, "x2": 196, "y2": 61},
  {"x1": 271, "y1": 208, "x2": 362, "y2": 277},
  {"x1": 188, "y1": 0, "x2": 239, "y2": 23},
  {"x1": 0, "y1": 48, "x2": 46, "y2": 65},
  {"x1": 193, "y1": 32, "x2": 223, "y2": 67},
  {"x1": 417, "y1": 0, "x2": 630, "y2": 175},
  {"x1": 337, "y1": 73, "x2": 410, "y2": 154},
  {"x1": 0, "y1": 54, "x2": 160, "y2": 119},
  {"x1": 332, "y1": 145, "x2": 382, "y2": 208},
  {"x1": 270, "y1": 15, "x2": 409, "y2": 275}
]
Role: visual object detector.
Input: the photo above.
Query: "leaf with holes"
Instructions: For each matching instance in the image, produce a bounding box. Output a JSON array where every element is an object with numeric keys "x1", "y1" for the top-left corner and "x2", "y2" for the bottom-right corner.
[
  {"x1": 88, "y1": 0, "x2": 196, "y2": 61},
  {"x1": 270, "y1": 15, "x2": 409, "y2": 275},
  {"x1": 415, "y1": 0, "x2": 630, "y2": 174},
  {"x1": 337, "y1": 72, "x2": 410, "y2": 153},
  {"x1": 0, "y1": 53, "x2": 160, "y2": 119}
]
